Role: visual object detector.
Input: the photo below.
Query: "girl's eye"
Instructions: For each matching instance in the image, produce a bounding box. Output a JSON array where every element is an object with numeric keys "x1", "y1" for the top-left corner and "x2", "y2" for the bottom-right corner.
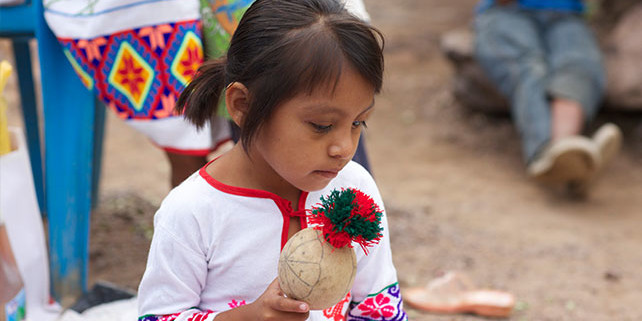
[
  {"x1": 310, "y1": 122, "x2": 332, "y2": 133},
  {"x1": 352, "y1": 120, "x2": 368, "y2": 129}
]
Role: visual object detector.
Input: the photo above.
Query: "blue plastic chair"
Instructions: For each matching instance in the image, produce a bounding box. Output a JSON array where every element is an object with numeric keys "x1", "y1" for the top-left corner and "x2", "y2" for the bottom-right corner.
[{"x1": 0, "y1": 0, "x2": 104, "y2": 302}]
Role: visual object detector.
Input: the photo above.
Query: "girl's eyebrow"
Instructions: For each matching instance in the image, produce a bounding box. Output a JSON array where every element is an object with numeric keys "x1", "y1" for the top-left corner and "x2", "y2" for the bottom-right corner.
[
  {"x1": 305, "y1": 99, "x2": 376, "y2": 116},
  {"x1": 358, "y1": 99, "x2": 376, "y2": 115}
]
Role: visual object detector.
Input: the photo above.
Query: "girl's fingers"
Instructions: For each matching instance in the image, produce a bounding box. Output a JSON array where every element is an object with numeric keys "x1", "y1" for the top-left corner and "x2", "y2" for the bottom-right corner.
[
  {"x1": 266, "y1": 278, "x2": 308, "y2": 314},
  {"x1": 271, "y1": 295, "x2": 309, "y2": 313}
]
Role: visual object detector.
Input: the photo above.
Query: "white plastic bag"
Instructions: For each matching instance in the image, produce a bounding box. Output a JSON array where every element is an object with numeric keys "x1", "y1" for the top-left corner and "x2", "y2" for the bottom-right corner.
[{"x1": 0, "y1": 127, "x2": 60, "y2": 320}]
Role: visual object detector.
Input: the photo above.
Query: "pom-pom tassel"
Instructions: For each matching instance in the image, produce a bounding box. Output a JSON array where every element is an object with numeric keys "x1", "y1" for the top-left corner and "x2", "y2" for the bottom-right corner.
[{"x1": 309, "y1": 188, "x2": 383, "y2": 255}]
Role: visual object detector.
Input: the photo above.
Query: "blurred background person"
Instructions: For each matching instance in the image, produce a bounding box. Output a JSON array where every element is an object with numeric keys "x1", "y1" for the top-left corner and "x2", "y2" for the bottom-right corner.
[{"x1": 473, "y1": 0, "x2": 622, "y2": 195}]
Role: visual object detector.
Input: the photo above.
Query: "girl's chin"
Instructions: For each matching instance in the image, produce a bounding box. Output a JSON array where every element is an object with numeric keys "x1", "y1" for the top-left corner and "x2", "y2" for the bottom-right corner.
[{"x1": 295, "y1": 179, "x2": 332, "y2": 193}]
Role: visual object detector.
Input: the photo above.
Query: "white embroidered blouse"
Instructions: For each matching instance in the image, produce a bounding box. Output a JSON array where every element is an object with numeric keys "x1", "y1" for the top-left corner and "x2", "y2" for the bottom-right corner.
[{"x1": 137, "y1": 161, "x2": 407, "y2": 321}]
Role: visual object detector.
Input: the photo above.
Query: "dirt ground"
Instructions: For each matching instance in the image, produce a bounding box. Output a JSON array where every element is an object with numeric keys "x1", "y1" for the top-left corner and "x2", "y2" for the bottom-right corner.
[{"x1": 3, "y1": 0, "x2": 642, "y2": 320}]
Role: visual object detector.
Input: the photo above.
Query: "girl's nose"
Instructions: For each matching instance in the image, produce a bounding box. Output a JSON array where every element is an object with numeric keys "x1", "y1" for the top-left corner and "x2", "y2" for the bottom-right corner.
[{"x1": 328, "y1": 132, "x2": 357, "y2": 160}]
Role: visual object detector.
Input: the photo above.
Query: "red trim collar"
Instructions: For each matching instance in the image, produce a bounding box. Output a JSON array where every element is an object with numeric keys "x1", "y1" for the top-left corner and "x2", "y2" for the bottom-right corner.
[{"x1": 199, "y1": 158, "x2": 309, "y2": 249}]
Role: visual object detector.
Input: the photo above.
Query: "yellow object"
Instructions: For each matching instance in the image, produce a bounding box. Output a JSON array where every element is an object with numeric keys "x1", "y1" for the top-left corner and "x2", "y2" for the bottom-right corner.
[{"x1": 0, "y1": 60, "x2": 13, "y2": 156}]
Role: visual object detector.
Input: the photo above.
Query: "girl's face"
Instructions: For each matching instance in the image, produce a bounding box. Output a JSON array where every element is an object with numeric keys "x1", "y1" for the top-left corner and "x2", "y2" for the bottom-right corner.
[{"x1": 252, "y1": 65, "x2": 375, "y2": 193}]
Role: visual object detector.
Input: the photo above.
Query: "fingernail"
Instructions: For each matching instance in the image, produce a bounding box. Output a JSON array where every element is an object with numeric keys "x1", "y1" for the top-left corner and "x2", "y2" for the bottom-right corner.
[{"x1": 299, "y1": 303, "x2": 308, "y2": 311}]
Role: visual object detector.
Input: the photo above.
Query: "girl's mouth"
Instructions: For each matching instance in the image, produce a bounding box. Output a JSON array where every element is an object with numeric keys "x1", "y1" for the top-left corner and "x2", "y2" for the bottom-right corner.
[{"x1": 314, "y1": 170, "x2": 339, "y2": 179}]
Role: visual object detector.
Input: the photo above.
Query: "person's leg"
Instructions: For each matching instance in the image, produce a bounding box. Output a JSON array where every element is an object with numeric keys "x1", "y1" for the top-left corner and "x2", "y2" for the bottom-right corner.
[
  {"x1": 550, "y1": 97, "x2": 584, "y2": 140},
  {"x1": 544, "y1": 13, "x2": 606, "y2": 131},
  {"x1": 165, "y1": 152, "x2": 208, "y2": 187},
  {"x1": 544, "y1": 13, "x2": 620, "y2": 180},
  {"x1": 474, "y1": 7, "x2": 551, "y2": 163},
  {"x1": 476, "y1": 8, "x2": 600, "y2": 192}
]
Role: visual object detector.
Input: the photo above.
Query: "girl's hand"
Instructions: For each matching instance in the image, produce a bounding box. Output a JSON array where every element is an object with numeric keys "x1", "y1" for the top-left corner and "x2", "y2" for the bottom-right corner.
[
  {"x1": 249, "y1": 278, "x2": 310, "y2": 320},
  {"x1": 215, "y1": 278, "x2": 309, "y2": 320}
]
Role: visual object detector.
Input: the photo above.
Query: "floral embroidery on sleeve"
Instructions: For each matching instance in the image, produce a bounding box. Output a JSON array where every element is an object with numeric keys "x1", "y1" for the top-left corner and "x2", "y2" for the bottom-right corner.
[
  {"x1": 228, "y1": 299, "x2": 246, "y2": 309},
  {"x1": 186, "y1": 312, "x2": 215, "y2": 321},
  {"x1": 138, "y1": 299, "x2": 247, "y2": 321},
  {"x1": 138, "y1": 309, "x2": 216, "y2": 321},
  {"x1": 323, "y1": 292, "x2": 351, "y2": 320},
  {"x1": 139, "y1": 312, "x2": 181, "y2": 321},
  {"x1": 347, "y1": 283, "x2": 407, "y2": 321}
]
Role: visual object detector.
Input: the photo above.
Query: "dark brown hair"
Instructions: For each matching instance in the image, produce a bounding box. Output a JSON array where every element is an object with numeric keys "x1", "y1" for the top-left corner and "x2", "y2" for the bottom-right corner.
[{"x1": 176, "y1": 0, "x2": 384, "y2": 150}]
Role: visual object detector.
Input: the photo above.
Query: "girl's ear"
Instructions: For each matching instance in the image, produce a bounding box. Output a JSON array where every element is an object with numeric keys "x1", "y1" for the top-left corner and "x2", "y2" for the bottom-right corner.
[{"x1": 225, "y1": 82, "x2": 250, "y2": 127}]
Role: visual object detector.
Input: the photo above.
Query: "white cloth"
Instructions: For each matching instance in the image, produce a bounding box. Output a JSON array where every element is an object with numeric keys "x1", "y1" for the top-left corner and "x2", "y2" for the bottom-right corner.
[
  {"x1": 137, "y1": 161, "x2": 403, "y2": 320},
  {"x1": 43, "y1": 0, "x2": 201, "y2": 39},
  {"x1": 343, "y1": 0, "x2": 370, "y2": 22},
  {"x1": 0, "y1": 128, "x2": 61, "y2": 321},
  {"x1": 58, "y1": 298, "x2": 138, "y2": 321},
  {"x1": 125, "y1": 115, "x2": 230, "y2": 154},
  {"x1": 44, "y1": 0, "x2": 368, "y2": 39}
]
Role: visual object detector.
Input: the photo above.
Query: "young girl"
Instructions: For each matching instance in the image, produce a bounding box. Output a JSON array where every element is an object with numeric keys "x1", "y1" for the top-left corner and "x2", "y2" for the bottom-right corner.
[{"x1": 137, "y1": 0, "x2": 407, "y2": 320}]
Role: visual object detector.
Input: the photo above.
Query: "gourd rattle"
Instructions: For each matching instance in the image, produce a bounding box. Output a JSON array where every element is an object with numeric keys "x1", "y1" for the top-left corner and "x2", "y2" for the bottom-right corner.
[{"x1": 278, "y1": 188, "x2": 383, "y2": 310}]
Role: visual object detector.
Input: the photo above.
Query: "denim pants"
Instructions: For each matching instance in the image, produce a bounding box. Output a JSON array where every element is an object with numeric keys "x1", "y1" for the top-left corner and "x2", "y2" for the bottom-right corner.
[{"x1": 474, "y1": 6, "x2": 606, "y2": 163}]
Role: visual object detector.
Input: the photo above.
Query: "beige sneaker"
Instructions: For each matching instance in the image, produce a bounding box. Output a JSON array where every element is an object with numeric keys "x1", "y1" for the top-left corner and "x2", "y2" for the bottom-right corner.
[
  {"x1": 564, "y1": 124, "x2": 622, "y2": 197},
  {"x1": 527, "y1": 135, "x2": 600, "y2": 185},
  {"x1": 592, "y1": 123, "x2": 622, "y2": 172}
]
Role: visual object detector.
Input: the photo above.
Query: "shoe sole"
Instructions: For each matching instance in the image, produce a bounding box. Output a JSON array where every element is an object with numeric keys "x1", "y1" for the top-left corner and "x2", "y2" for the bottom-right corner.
[
  {"x1": 527, "y1": 137, "x2": 598, "y2": 185},
  {"x1": 404, "y1": 287, "x2": 515, "y2": 318}
]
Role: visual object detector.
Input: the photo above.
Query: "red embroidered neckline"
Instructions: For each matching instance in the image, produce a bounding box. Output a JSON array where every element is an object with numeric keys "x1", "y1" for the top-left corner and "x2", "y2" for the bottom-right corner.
[{"x1": 198, "y1": 158, "x2": 309, "y2": 248}]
